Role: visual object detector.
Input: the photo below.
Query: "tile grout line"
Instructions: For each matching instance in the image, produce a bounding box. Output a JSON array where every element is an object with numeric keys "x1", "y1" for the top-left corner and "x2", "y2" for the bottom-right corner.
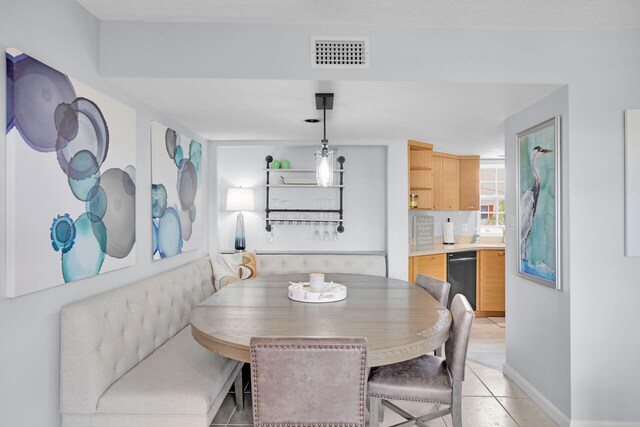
[
  {"x1": 494, "y1": 396, "x2": 526, "y2": 427},
  {"x1": 468, "y1": 362, "x2": 522, "y2": 427}
]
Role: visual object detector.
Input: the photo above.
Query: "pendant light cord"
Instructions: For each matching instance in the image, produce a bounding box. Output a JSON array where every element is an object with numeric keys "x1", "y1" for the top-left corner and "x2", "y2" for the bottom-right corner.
[{"x1": 322, "y1": 96, "x2": 328, "y2": 146}]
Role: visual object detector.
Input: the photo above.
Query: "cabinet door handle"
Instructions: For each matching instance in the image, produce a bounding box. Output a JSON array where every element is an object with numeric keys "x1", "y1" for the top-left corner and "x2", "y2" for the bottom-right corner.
[
  {"x1": 467, "y1": 206, "x2": 474, "y2": 209},
  {"x1": 498, "y1": 251, "x2": 505, "y2": 256}
]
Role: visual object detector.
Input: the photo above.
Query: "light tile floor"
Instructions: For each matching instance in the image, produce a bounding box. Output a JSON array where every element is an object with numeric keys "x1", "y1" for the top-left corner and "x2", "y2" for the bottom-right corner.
[
  {"x1": 211, "y1": 317, "x2": 558, "y2": 427},
  {"x1": 467, "y1": 317, "x2": 506, "y2": 371}
]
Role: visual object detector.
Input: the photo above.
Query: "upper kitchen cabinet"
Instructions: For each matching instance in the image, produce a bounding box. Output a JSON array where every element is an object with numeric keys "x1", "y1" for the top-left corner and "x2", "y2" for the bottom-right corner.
[
  {"x1": 408, "y1": 140, "x2": 434, "y2": 210},
  {"x1": 432, "y1": 155, "x2": 443, "y2": 210},
  {"x1": 442, "y1": 155, "x2": 460, "y2": 210},
  {"x1": 459, "y1": 157, "x2": 480, "y2": 210},
  {"x1": 408, "y1": 141, "x2": 480, "y2": 211}
]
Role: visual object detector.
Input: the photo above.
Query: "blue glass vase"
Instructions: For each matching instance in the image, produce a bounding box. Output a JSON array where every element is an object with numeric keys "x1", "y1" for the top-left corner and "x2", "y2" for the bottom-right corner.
[{"x1": 234, "y1": 212, "x2": 246, "y2": 251}]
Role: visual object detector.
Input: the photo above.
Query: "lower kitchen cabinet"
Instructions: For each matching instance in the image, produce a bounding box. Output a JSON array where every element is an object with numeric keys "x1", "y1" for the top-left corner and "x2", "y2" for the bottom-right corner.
[
  {"x1": 409, "y1": 253, "x2": 447, "y2": 283},
  {"x1": 409, "y1": 249, "x2": 505, "y2": 316},
  {"x1": 476, "y1": 249, "x2": 505, "y2": 314}
]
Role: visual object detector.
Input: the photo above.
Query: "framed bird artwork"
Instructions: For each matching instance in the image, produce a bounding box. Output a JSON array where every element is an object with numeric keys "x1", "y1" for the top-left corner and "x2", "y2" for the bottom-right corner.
[
  {"x1": 624, "y1": 110, "x2": 640, "y2": 257},
  {"x1": 516, "y1": 116, "x2": 561, "y2": 289}
]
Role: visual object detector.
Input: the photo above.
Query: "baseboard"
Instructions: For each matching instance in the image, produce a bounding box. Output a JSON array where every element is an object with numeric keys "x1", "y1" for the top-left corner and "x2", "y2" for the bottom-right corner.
[
  {"x1": 503, "y1": 363, "x2": 571, "y2": 427},
  {"x1": 570, "y1": 421, "x2": 640, "y2": 427}
]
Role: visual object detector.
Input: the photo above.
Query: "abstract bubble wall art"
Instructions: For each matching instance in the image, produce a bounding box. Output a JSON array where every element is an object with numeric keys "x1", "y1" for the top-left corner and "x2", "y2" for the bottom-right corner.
[
  {"x1": 5, "y1": 48, "x2": 137, "y2": 297},
  {"x1": 151, "y1": 121, "x2": 204, "y2": 260}
]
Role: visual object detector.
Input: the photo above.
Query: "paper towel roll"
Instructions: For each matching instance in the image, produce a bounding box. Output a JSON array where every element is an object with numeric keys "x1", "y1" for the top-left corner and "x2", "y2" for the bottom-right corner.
[{"x1": 443, "y1": 220, "x2": 455, "y2": 245}]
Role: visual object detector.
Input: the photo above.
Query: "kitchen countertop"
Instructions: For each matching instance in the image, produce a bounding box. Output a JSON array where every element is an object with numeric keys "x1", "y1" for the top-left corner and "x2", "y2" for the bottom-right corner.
[{"x1": 409, "y1": 242, "x2": 505, "y2": 257}]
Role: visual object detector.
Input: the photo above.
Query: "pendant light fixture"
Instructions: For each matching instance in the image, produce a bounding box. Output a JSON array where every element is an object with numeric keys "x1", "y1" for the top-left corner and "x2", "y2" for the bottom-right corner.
[{"x1": 315, "y1": 93, "x2": 335, "y2": 187}]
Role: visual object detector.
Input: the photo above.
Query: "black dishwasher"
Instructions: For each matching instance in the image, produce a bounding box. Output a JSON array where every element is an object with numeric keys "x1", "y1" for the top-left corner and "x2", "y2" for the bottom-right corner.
[{"x1": 447, "y1": 251, "x2": 477, "y2": 310}]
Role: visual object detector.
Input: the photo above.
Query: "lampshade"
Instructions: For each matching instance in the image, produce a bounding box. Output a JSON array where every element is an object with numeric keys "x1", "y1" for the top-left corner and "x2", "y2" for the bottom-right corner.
[{"x1": 226, "y1": 188, "x2": 254, "y2": 211}]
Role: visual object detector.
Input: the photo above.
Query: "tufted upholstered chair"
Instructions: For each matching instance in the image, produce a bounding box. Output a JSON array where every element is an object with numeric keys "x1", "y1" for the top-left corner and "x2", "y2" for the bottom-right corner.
[
  {"x1": 367, "y1": 294, "x2": 474, "y2": 427},
  {"x1": 415, "y1": 274, "x2": 451, "y2": 357},
  {"x1": 250, "y1": 337, "x2": 368, "y2": 427}
]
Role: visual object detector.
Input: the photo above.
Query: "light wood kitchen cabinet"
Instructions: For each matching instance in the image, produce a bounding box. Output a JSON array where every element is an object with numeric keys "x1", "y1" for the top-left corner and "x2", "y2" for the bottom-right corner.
[
  {"x1": 431, "y1": 155, "x2": 443, "y2": 210},
  {"x1": 409, "y1": 147, "x2": 432, "y2": 170},
  {"x1": 477, "y1": 250, "x2": 505, "y2": 313},
  {"x1": 409, "y1": 143, "x2": 480, "y2": 211},
  {"x1": 408, "y1": 140, "x2": 434, "y2": 210},
  {"x1": 409, "y1": 254, "x2": 447, "y2": 283},
  {"x1": 410, "y1": 169, "x2": 432, "y2": 190},
  {"x1": 442, "y1": 157, "x2": 460, "y2": 210},
  {"x1": 459, "y1": 157, "x2": 480, "y2": 211}
]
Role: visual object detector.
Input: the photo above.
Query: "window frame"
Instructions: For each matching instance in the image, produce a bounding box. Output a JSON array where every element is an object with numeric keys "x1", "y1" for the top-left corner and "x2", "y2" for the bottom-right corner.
[{"x1": 478, "y1": 164, "x2": 506, "y2": 236}]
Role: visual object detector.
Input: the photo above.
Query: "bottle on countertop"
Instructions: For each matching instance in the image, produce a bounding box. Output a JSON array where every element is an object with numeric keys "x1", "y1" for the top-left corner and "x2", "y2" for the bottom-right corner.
[{"x1": 473, "y1": 228, "x2": 481, "y2": 244}]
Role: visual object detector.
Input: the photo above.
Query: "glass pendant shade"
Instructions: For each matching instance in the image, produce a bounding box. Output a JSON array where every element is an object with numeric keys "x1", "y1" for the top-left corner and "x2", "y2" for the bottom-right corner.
[{"x1": 316, "y1": 148, "x2": 334, "y2": 187}]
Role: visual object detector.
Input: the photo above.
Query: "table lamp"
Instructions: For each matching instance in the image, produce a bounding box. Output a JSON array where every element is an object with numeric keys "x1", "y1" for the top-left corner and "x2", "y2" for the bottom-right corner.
[{"x1": 226, "y1": 187, "x2": 254, "y2": 251}]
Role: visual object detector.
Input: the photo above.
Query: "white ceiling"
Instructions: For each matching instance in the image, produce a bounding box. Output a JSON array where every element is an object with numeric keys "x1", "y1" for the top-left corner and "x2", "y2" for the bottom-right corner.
[
  {"x1": 78, "y1": 0, "x2": 640, "y2": 29},
  {"x1": 81, "y1": 1, "x2": 626, "y2": 157},
  {"x1": 107, "y1": 78, "x2": 561, "y2": 157}
]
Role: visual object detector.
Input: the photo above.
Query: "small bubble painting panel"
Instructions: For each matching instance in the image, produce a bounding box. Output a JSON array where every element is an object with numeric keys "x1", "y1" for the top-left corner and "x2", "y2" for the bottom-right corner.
[
  {"x1": 151, "y1": 121, "x2": 204, "y2": 260},
  {"x1": 5, "y1": 48, "x2": 137, "y2": 297}
]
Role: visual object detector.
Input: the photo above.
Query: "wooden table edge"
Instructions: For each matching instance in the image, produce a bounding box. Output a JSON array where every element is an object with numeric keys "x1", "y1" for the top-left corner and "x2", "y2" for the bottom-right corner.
[{"x1": 191, "y1": 320, "x2": 451, "y2": 367}]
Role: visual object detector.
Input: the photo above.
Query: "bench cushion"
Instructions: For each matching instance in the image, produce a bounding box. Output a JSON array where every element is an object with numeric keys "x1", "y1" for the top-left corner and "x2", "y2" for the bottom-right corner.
[
  {"x1": 255, "y1": 254, "x2": 386, "y2": 277},
  {"x1": 61, "y1": 258, "x2": 216, "y2": 414},
  {"x1": 97, "y1": 326, "x2": 239, "y2": 415}
]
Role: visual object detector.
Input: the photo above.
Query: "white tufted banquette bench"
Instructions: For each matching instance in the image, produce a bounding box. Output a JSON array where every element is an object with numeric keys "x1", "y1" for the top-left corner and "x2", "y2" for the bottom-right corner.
[
  {"x1": 60, "y1": 258, "x2": 243, "y2": 427},
  {"x1": 252, "y1": 253, "x2": 387, "y2": 277}
]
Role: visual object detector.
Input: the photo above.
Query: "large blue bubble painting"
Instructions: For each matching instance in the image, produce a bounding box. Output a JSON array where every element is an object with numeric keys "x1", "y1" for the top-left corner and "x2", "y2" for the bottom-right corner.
[
  {"x1": 5, "y1": 48, "x2": 136, "y2": 297},
  {"x1": 151, "y1": 121, "x2": 204, "y2": 260}
]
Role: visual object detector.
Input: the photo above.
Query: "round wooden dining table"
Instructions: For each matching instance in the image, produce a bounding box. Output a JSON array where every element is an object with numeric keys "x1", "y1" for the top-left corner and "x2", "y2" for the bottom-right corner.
[{"x1": 190, "y1": 273, "x2": 451, "y2": 367}]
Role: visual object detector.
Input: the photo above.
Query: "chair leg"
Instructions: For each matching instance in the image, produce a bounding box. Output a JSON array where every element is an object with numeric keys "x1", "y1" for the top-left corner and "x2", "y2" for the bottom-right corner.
[
  {"x1": 378, "y1": 398, "x2": 385, "y2": 422},
  {"x1": 369, "y1": 397, "x2": 381, "y2": 427},
  {"x1": 234, "y1": 366, "x2": 244, "y2": 412},
  {"x1": 451, "y1": 379, "x2": 462, "y2": 427}
]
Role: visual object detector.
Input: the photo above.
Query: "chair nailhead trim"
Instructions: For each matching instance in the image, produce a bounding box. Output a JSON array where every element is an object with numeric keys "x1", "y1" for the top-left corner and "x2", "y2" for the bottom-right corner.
[
  {"x1": 251, "y1": 342, "x2": 367, "y2": 427},
  {"x1": 367, "y1": 392, "x2": 451, "y2": 405}
]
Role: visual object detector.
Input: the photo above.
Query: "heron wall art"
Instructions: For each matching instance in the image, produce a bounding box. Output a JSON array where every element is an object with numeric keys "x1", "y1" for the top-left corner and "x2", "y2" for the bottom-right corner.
[{"x1": 517, "y1": 117, "x2": 560, "y2": 289}]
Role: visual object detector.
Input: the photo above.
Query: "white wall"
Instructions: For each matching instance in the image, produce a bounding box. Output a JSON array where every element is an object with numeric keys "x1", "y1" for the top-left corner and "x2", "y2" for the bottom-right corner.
[
  {"x1": 216, "y1": 144, "x2": 386, "y2": 253},
  {"x1": 504, "y1": 87, "x2": 571, "y2": 420},
  {"x1": 0, "y1": 2, "x2": 209, "y2": 426},
  {"x1": 567, "y1": 77, "x2": 640, "y2": 426},
  {"x1": 97, "y1": 21, "x2": 640, "y2": 424},
  {"x1": 211, "y1": 139, "x2": 408, "y2": 278}
]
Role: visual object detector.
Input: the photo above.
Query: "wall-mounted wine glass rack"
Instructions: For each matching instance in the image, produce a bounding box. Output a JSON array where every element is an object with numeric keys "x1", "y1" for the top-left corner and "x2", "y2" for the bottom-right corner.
[{"x1": 264, "y1": 155, "x2": 345, "y2": 233}]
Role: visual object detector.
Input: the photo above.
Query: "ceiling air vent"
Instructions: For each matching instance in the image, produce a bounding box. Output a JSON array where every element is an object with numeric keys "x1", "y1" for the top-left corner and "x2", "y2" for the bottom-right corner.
[{"x1": 311, "y1": 36, "x2": 370, "y2": 69}]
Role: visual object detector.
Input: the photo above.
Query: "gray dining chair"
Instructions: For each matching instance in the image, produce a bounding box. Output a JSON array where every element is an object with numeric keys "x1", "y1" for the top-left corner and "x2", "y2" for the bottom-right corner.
[
  {"x1": 250, "y1": 336, "x2": 368, "y2": 427},
  {"x1": 415, "y1": 273, "x2": 451, "y2": 357},
  {"x1": 367, "y1": 294, "x2": 475, "y2": 427},
  {"x1": 415, "y1": 273, "x2": 451, "y2": 308}
]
